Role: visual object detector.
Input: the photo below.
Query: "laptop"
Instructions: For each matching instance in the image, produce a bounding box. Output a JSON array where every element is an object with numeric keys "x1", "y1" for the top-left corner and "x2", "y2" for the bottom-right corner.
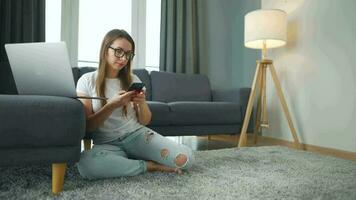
[{"x1": 4, "y1": 42, "x2": 106, "y2": 100}]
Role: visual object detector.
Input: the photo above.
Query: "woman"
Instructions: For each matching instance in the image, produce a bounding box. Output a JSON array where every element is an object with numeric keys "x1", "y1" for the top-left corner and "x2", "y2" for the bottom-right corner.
[{"x1": 76, "y1": 29, "x2": 194, "y2": 179}]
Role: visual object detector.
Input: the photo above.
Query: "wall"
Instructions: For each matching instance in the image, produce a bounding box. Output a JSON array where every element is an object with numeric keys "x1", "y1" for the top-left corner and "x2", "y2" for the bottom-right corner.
[
  {"x1": 199, "y1": 0, "x2": 260, "y2": 89},
  {"x1": 262, "y1": 0, "x2": 356, "y2": 152},
  {"x1": 234, "y1": 0, "x2": 261, "y2": 88}
]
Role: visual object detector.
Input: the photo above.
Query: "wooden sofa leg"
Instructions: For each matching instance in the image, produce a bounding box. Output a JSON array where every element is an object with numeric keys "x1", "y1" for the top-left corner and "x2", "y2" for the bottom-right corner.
[
  {"x1": 84, "y1": 139, "x2": 92, "y2": 150},
  {"x1": 52, "y1": 163, "x2": 67, "y2": 194}
]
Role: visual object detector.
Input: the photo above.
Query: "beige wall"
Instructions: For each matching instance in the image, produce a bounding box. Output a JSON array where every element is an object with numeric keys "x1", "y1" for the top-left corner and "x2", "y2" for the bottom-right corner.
[{"x1": 261, "y1": 0, "x2": 356, "y2": 152}]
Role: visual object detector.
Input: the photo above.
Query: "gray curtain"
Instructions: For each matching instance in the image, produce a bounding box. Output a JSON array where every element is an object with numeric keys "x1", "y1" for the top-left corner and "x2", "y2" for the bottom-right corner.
[
  {"x1": 160, "y1": 0, "x2": 201, "y2": 74},
  {"x1": 0, "y1": 0, "x2": 45, "y2": 94},
  {"x1": 0, "y1": 0, "x2": 45, "y2": 61}
]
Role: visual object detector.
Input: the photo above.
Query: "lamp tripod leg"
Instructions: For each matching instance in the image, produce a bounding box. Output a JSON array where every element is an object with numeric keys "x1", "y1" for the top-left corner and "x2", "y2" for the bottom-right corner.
[
  {"x1": 261, "y1": 66, "x2": 269, "y2": 128},
  {"x1": 253, "y1": 65, "x2": 264, "y2": 144},
  {"x1": 268, "y1": 64, "x2": 302, "y2": 149},
  {"x1": 238, "y1": 63, "x2": 262, "y2": 147}
]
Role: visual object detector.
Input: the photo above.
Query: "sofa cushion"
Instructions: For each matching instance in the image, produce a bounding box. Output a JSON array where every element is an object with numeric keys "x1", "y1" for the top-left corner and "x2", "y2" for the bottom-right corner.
[
  {"x1": 0, "y1": 61, "x2": 17, "y2": 94},
  {"x1": 150, "y1": 71, "x2": 212, "y2": 102},
  {"x1": 78, "y1": 67, "x2": 96, "y2": 78},
  {"x1": 168, "y1": 102, "x2": 241, "y2": 125},
  {"x1": 133, "y1": 69, "x2": 151, "y2": 101},
  {"x1": 72, "y1": 67, "x2": 80, "y2": 86},
  {"x1": 147, "y1": 101, "x2": 171, "y2": 126},
  {"x1": 0, "y1": 95, "x2": 85, "y2": 148}
]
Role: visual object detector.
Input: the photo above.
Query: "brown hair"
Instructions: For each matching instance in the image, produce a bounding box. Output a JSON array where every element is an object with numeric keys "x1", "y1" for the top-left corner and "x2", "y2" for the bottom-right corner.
[{"x1": 96, "y1": 29, "x2": 135, "y2": 116}]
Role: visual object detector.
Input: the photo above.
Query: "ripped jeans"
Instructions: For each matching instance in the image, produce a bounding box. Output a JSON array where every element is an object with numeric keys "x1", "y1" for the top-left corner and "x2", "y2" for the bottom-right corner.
[{"x1": 77, "y1": 126, "x2": 195, "y2": 179}]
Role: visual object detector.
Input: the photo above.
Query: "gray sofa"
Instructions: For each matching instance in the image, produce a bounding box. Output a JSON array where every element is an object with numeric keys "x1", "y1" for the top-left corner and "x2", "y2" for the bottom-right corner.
[
  {"x1": 0, "y1": 61, "x2": 85, "y2": 194},
  {"x1": 74, "y1": 67, "x2": 253, "y2": 137}
]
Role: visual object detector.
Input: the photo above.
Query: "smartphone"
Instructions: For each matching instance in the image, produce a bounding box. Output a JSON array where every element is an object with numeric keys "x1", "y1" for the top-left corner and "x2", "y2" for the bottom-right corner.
[{"x1": 128, "y1": 82, "x2": 145, "y2": 92}]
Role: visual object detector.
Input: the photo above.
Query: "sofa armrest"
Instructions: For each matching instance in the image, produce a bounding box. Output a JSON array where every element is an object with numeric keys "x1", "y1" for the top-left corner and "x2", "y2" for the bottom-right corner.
[
  {"x1": 0, "y1": 95, "x2": 86, "y2": 148},
  {"x1": 212, "y1": 87, "x2": 253, "y2": 132},
  {"x1": 212, "y1": 87, "x2": 251, "y2": 104}
]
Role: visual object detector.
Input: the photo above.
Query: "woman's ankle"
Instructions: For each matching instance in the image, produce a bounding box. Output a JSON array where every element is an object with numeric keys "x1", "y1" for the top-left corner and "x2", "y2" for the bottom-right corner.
[
  {"x1": 146, "y1": 161, "x2": 177, "y2": 173},
  {"x1": 146, "y1": 161, "x2": 157, "y2": 172}
]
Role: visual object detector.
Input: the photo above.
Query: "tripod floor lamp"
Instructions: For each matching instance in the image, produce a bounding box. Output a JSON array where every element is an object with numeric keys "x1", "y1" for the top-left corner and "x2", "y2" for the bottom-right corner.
[{"x1": 238, "y1": 9, "x2": 301, "y2": 149}]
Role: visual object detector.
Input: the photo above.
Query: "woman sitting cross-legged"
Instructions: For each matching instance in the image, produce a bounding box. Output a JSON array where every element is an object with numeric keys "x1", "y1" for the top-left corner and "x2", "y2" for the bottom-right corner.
[{"x1": 76, "y1": 29, "x2": 194, "y2": 179}]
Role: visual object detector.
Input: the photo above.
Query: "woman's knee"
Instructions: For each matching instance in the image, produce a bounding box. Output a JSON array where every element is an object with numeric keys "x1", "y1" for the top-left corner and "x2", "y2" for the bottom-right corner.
[
  {"x1": 76, "y1": 149, "x2": 112, "y2": 179},
  {"x1": 77, "y1": 161, "x2": 94, "y2": 179},
  {"x1": 76, "y1": 151, "x2": 99, "y2": 179}
]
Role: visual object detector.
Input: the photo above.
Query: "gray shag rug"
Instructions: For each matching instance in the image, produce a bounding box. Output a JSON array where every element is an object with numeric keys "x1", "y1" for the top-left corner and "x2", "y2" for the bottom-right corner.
[{"x1": 1, "y1": 146, "x2": 356, "y2": 200}]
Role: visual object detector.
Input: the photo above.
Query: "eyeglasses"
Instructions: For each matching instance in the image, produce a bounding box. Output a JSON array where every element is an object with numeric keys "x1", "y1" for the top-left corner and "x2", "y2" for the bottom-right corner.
[{"x1": 108, "y1": 46, "x2": 135, "y2": 60}]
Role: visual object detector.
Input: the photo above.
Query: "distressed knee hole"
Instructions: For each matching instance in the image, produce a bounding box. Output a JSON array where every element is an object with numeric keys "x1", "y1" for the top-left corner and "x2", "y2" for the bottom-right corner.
[
  {"x1": 160, "y1": 148, "x2": 169, "y2": 159},
  {"x1": 174, "y1": 154, "x2": 188, "y2": 167},
  {"x1": 145, "y1": 131, "x2": 154, "y2": 143}
]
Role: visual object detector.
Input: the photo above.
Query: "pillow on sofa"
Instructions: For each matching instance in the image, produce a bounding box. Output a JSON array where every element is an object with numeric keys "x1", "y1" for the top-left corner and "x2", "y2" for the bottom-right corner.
[{"x1": 151, "y1": 71, "x2": 211, "y2": 102}]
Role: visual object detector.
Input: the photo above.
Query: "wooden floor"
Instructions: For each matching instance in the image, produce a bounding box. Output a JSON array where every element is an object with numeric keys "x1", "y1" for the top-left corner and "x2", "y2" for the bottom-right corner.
[
  {"x1": 166, "y1": 134, "x2": 356, "y2": 161},
  {"x1": 166, "y1": 135, "x2": 237, "y2": 151},
  {"x1": 166, "y1": 134, "x2": 271, "y2": 151}
]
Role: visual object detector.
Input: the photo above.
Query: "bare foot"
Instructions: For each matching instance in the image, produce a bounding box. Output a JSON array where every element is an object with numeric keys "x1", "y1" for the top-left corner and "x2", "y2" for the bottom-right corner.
[{"x1": 146, "y1": 161, "x2": 182, "y2": 174}]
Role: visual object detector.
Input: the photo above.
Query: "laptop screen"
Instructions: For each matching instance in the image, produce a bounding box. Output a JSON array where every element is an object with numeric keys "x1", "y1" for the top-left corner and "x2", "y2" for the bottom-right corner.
[{"x1": 4, "y1": 42, "x2": 77, "y2": 97}]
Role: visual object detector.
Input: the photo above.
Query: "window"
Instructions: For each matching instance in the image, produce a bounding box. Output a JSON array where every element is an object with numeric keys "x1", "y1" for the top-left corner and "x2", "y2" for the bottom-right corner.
[
  {"x1": 45, "y1": 0, "x2": 61, "y2": 42},
  {"x1": 78, "y1": 0, "x2": 132, "y2": 67},
  {"x1": 145, "y1": 0, "x2": 161, "y2": 71},
  {"x1": 45, "y1": 0, "x2": 161, "y2": 71}
]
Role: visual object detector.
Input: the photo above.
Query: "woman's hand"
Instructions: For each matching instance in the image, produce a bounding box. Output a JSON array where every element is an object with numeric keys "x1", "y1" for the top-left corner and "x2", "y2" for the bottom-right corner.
[
  {"x1": 108, "y1": 90, "x2": 135, "y2": 108},
  {"x1": 131, "y1": 91, "x2": 146, "y2": 105},
  {"x1": 132, "y1": 90, "x2": 151, "y2": 125}
]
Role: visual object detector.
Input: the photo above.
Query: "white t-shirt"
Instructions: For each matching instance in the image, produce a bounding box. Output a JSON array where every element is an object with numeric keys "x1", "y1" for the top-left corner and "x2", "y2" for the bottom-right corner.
[{"x1": 76, "y1": 70, "x2": 144, "y2": 144}]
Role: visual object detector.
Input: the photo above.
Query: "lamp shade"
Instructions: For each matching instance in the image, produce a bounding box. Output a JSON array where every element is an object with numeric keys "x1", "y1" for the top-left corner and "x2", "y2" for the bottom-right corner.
[{"x1": 244, "y1": 9, "x2": 287, "y2": 49}]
